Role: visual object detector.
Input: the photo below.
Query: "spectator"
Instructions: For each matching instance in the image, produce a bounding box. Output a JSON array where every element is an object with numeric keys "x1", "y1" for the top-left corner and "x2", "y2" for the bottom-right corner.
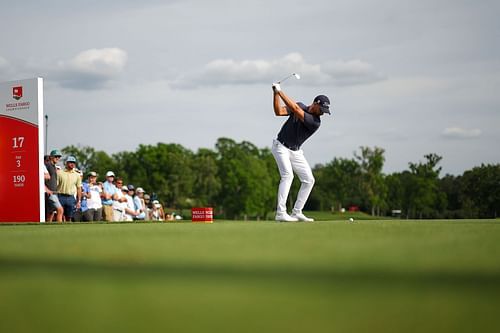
[
  {"x1": 43, "y1": 163, "x2": 50, "y2": 181},
  {"x1": 151, "y1": 200, "x2": 165, "y2": 221},
  {"x1": 112, "y1": 178, "x2": 128, "y2": 221},
  {"x1": 143, "y1": 194, "x2": 152, "y2": 220},
  {"x1": 124, "y1": 184, "x2": 139, "y2": 221},
  {"x1": 57, "y1": 156, "x2": 82, "y2": 222},
  {"x1": 43, "y1": 155, "x2": 50, "y2": 180},
  {"x1": 45, "y1": 149, "x2": 64, "y2": 222},
  {"x1": 83, "y1": 171, "x2": 103, "y2": 221},
  {"x1": 133, "y1": 187, "x2": 146, "y2": 220},
  {"x1": 102, "y1": 171, "x2": 118, "y2": 222}
]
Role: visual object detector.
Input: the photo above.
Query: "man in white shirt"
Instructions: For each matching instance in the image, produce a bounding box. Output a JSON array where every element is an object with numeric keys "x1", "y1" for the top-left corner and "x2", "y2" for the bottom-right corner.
[
  {"x1": 83, "y1": 171, "x2": 103, "y2": 221},
  {"x1": 124, "y1": 185, "x2": 139, "y2": 221},
  {"x1": 112, "y1": 178, "x2": 128, "y2": 221}
]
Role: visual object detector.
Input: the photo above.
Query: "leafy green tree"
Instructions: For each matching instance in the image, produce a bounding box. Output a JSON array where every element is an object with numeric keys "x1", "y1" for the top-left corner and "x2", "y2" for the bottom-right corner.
[
  {"x1": 215, "y1": 138, "x2": 274, "y2": 219},
  {"x1": 355, "y1": 146, "x2": 387, "y2": 215},
  {"x1": 312, "y1": 158, "x2": 362, "y2": 212},
  {"x1": 460, "y1": 164, "x2": 500, "y2": 218},
  {"x1": 111, "y1": 143, "x2": 195, "y2": 208},
  {"x1": 439, "y1": 174, "x2": 464, "y2": 218},
  {"x1": 384, "y1": 173, "x2": 402, "y2": 213},
  {"x1": 386, "y1": 170, "x2": 420, "y2": 218},
  {"x1": 407, "y1": 153, "x2": 446, "y2": 218},
  {"x1": 192, "y1": 148, "x2": 221, "y2": 207}
]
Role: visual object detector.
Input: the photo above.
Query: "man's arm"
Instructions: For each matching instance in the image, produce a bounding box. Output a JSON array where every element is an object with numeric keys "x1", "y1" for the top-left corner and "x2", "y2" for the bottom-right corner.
[
  {"x1": 273, "y1": 90, "x2": 288, "y2": 116},
  {"x1": 84, "y1": 184, "x2": 92, "y2": 199},
  {"x1": 76, "y1": 186, "x2": 82, "y2": 209},
  {"x1": 273, "y1": 85, "x2": 305, "y2": 122}
]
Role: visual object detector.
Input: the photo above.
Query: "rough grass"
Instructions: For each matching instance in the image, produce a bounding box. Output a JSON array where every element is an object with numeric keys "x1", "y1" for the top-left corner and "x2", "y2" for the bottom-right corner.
[{"x1": 1, "y1": 219, "x2": 499, "y2": 333}]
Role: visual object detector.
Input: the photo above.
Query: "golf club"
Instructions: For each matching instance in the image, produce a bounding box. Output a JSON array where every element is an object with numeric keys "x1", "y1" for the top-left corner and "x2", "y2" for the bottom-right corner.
[{"x1": 277, "y1": 73, "x2": 301, "y2": 84}]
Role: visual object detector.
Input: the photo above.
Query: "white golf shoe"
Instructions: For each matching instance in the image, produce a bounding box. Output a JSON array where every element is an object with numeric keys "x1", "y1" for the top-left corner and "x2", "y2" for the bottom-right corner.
[
  {"x1": 290, "y1": 212, "x2": 314, "y2": 222},
  {"x1": 275, "y1": 212, "x2": 299, "y2": 222}
]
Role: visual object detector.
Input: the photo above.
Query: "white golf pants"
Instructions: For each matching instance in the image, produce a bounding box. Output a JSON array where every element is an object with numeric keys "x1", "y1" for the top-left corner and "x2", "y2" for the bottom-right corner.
[{"x1": 271, "y1": 139, "x2": 315, "y2": 214}]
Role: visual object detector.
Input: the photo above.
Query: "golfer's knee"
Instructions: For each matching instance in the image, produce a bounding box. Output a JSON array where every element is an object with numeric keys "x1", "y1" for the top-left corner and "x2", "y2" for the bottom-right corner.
[
  {"x1": 281, "y1": 172, "x2": 294, "y2": 183},
  {"x1": 302, "y1": 174, "x2": 315, "y2": 185}
]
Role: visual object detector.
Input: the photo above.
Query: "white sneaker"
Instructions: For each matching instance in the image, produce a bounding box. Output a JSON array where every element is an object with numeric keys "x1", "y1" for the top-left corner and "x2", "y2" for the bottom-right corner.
[
  {"x1": 275, "y1": 212, "x2": 299, "y2": 222},
  {"x1": 290, "y1": 212, "x2": 314, "y2": 222}
]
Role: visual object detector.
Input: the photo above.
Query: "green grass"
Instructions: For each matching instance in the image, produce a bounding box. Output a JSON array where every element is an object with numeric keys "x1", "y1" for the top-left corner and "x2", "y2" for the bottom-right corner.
[{"x1": 1, "y1": 219, "x2": 500, "y2": 333}]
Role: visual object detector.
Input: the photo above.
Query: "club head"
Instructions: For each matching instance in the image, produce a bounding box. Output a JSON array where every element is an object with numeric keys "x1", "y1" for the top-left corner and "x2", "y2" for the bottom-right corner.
[{"x1": 277, "y1": 73, "x2": 301, "y2": 84}]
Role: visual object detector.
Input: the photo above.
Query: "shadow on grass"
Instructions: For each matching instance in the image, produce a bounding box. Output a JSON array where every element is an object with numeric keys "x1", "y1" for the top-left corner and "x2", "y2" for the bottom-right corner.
[{"x1": 1, "y1": 256, "x2": 499, "y2": 288}]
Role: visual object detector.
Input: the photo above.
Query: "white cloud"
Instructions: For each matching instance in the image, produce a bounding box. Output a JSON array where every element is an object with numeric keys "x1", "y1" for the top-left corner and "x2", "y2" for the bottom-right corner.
[
  {"x1": 171, "y1": 53, "x2": 384, "y2": 89},
  {"x1": 442, "y1": 127, "x2": 482, "y2": 139},
  {"x1": 67, "y1": 48, "x2": 127, "y2": 76},
  {"x1": 55, "y1": 48, "x2": 128, "y2": 89}
]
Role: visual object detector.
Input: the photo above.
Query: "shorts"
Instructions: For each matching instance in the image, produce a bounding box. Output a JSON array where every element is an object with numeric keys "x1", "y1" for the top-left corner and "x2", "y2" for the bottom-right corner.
[
  {"x1": 46, "y1": 193, "x2": 62, "y2": 212},
  {"x1": 58, "y1": 194, "x2": 77, "y2": 219}
]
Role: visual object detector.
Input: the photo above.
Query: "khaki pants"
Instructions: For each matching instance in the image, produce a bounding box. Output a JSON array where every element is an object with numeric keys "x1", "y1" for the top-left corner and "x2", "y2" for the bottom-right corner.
[{"x1": 103, "y1": 205, "x2": 113, "y2": 222}]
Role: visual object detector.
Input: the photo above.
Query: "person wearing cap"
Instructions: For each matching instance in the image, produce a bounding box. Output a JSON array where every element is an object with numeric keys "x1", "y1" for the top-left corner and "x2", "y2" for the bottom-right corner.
[
  {"x1": 271, "y1": 83, "x2": 331, "y2": 222},
  {"x1": 111, "y1": 178, "x2": 129, "y2": 221},
  {"x1": 57, "y1": 155, "x2": 82, "y2": 222},
  {"x1": 45, "y1": 149, "x2": 64, "y2": 222},
  {"x1": 133, "y1": 187, "x2": 146, "y2": 220},
  {"x1": 102, "y1": 171, "x2": 118, "y2": 222},
  {"x1": 83, "y1": 171, "x2": 103, "y2": 221},
  {"x1": 123, "y1": 185, "x2": 139, "y2": 221},
  {"x1": 151, "y1": 200, "x2": 165, "y2": 221}
]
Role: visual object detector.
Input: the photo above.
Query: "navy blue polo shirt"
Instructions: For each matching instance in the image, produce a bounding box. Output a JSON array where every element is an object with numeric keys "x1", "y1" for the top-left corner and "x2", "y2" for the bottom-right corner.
[{"x1": 276, "y1": 102, "x2": 321, "y2": 150}]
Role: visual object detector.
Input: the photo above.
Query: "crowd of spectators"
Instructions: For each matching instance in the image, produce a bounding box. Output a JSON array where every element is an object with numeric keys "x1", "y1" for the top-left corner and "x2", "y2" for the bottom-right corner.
[{"x1": 43, "y1": 149, "x2": 177, "y2": 222}]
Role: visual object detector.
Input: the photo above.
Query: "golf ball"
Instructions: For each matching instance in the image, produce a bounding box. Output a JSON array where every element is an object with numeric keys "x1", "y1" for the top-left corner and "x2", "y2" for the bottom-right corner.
[{"x1": 349, "y1": 218, "x2": 354, "y2": 222}]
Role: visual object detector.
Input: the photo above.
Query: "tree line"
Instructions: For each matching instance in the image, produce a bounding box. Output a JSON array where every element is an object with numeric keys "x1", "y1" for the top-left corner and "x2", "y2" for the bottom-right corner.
[{"x1": 62, "y1": 138, "x2": 500, "y2": 219}]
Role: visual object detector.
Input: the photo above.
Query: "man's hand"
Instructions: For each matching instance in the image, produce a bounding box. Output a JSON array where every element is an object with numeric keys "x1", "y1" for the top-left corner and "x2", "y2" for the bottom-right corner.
[{"x1": 272, "y1": 83, "x2": 281, "y2": 92}]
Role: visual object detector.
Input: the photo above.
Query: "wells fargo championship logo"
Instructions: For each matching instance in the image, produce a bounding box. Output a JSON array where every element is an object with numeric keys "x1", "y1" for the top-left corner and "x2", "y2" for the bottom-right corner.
[
  {"x1": 5, "y1": 85, "x2": 30, "y2": 112},
  {"x1": 13, "y1": 86, "x2": 23, "y2": 100}
]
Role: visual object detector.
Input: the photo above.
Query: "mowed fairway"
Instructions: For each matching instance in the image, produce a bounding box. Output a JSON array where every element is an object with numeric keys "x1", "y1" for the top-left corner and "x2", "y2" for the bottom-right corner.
[{"x1": 1, "y1": 219, "x2": 499, "y2": 333}]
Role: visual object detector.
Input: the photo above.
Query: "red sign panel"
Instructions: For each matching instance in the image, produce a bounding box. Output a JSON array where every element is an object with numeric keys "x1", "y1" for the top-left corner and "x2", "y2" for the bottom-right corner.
[
  {"x1": 191, "y1": 207, "x2": 214, "y2": 223},
  {"x1": 0, "y1": 117, "x2": 40, "y2": 221}
]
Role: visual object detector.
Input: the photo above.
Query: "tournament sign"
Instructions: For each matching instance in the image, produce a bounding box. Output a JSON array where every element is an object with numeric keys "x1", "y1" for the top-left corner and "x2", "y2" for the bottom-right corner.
[{"x1": 0, "y1": 78, "x2": 45, "y2": 222}]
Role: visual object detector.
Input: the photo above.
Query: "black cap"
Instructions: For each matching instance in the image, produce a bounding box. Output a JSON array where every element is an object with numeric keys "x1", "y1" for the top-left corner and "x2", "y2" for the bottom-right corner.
[{"x1": 313, "y1": 95, "x2": 331, "y2": 114}]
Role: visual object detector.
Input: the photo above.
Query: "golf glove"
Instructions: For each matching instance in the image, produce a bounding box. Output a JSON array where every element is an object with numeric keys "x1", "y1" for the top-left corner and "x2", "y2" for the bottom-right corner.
[{"x1": 272, "y1": 83, "x2": 281, "y2": 92}]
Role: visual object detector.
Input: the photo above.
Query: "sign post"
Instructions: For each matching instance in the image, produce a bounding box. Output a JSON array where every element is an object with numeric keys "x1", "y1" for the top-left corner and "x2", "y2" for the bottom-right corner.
[{"x1": 0, "y1": 78, "x2": 45, "y2": 222}]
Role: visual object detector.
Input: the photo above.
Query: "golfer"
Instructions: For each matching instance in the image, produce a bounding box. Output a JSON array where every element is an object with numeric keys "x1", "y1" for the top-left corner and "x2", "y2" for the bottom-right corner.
[{"x1": 271, "y1": 82, "x2": 331, "y2": 222}]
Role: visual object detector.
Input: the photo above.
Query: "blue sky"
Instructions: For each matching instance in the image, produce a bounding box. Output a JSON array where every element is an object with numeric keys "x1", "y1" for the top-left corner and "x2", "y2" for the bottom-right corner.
[{"x1": 1, "y1": 0, "x2": 499, "y2": 174}]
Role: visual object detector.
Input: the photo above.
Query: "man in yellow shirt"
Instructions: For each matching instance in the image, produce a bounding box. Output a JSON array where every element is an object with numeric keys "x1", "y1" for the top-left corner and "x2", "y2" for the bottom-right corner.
[{"x1": 57, "y1": 156, "x2": 82, "y2": 222}]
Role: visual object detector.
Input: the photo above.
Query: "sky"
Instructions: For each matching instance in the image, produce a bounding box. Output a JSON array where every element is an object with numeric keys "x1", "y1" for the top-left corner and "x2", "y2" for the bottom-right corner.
[{"x1": 1, "y1": 0, "x2": 499, "y2": 175}]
